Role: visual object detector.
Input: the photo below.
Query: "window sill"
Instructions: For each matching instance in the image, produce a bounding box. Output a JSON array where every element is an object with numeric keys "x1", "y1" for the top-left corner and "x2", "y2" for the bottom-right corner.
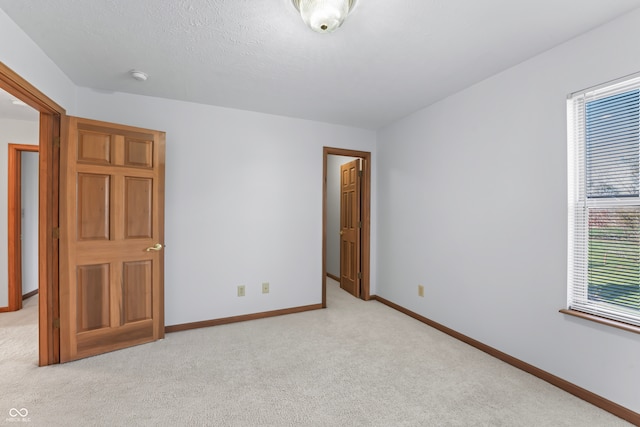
[{"x1": 560, "y1": 309, "x2": 640, "y2": 334}]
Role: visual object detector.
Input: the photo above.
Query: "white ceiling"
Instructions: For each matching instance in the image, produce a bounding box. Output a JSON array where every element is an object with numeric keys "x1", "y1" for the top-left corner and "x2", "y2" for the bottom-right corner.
[{"x1": 1, "y1": 0, "x2": 640, "y2": 129}]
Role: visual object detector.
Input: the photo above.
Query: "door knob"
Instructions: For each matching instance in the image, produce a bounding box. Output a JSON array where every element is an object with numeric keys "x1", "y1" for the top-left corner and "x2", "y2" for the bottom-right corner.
[
  {"x1": 340, "y1": 230, "x2": 344, "y2": 235},
  {"x1": 145, "y1": 243, "x2": 163, "y2": 252}
]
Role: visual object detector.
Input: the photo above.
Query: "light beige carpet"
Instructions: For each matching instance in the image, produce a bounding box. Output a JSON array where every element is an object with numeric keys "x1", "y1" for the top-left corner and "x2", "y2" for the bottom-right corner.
[{"x1": 0, "y1": 280, "x2": 631, "y2": 426}]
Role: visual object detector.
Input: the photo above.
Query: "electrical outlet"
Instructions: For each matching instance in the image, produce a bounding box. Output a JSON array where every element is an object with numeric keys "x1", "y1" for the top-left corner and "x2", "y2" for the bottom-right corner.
[
  {"x1": 418, "y1": 285, "x2": 424, "y2": 297},
  {"x1": 237, "y1": 285, "x2": 245, "y2": 297},
  {"x1": 262, "y1": 282, "x2": 269, "y2": 294}
]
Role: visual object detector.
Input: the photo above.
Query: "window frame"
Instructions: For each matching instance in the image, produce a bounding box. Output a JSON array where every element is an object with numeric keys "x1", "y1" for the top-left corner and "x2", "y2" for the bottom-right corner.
[{"x1": 565, "y1": 73, "x2": 640, "y2": 333}]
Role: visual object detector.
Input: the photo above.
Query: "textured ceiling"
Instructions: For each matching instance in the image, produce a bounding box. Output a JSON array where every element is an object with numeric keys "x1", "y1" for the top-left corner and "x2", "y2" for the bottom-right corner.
[{"x1": 1, "y1": 0, "x2": 640, "y2": 129}]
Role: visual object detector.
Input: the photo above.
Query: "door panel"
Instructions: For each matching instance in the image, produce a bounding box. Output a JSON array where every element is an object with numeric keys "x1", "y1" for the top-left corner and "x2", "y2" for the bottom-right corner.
[
  {"x1": 77, "y1": 173, "x2": 110, "y2": 240},
  {"x1": 125, "y1": 177, "x2": 152, "y2": 238},
  {"x1": 125, "y1": 138, "x2": 153, "y2": 167},
  {"x1": 340, "y1": 159, "x2": 361, "y2": 297},
  {"x1": 123, "y1": 260, "x2": 152, "y2": 323},
  {"x1": 60, "y1": 117, "x2": 165, "y2": 362},
  {"x1": 76, "y1": 264, "x2": 110, "y2": 332},
  {"x1": 77, "y1": 130, "x2": 111, "y2": 164}
]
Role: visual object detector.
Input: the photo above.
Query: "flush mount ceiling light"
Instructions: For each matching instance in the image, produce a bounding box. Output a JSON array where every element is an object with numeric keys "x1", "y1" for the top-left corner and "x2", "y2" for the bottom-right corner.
[
  {"x1": 291, "y1": 0, "x2": 357, "y2": 33},
  {"x1": 11, "y1": 99, "x2": 27, "y2": 106},
  {"x1": 130, "y1": 70, "x2": 148, "y2": 81}
]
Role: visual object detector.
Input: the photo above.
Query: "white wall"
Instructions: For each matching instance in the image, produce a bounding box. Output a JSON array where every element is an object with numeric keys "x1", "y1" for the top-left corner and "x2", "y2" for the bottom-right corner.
[
  {"x1": 0, "y1": 118, "x2": 39, "y2": 307},
  {"x1": 0, "y1": 6, "x2": 75, "y2": 306},
  {"x1": 0, "y1": 9, "x2": 76, "y2": 114},
  {"x1": 326, "y1": 155, "x2": 358, "y2": 277},
  {"x1": 21, "y1": 151, "x2": 39, "y2": 295},
  {"x1": 76, "y1": 88, "x2": 377, "y2": 326},
  {"x1": 377, "y1": 9, "x2": 640, "y2": 413}
]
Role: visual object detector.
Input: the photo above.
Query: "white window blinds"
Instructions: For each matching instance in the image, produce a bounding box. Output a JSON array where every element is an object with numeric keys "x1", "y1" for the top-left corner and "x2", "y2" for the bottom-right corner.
[{"x1": 568, "y1": 75, "x2": 640, "y2": 327}]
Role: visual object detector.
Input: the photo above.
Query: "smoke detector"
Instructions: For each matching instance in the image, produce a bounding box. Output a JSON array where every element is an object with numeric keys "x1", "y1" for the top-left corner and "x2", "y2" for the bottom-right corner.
[{"x1": 130, "y1": 70, "x2": 148, "y2": 81}]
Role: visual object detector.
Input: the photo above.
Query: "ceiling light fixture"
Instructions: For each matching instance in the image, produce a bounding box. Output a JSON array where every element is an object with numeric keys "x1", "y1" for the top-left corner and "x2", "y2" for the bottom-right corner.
[
  {"x1": 291, "y1": 0, "x2": 357, "y2": 34},
  {"x1": 11, "y1": 99, "x2": 27, "y2": 106},
  {"x1": 130, "y1": 70, "x2": 148, "y2": 81}
]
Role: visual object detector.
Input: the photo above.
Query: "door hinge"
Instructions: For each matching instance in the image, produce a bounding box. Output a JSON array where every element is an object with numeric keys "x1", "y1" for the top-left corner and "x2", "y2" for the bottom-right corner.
[
  {"x1": 53, "y1": 318, "x2": 60, "y2": 329},
  {"x1": 358, "y1": 170, "x2": 363, "y2": 177},
  {"x1": 53, "y1": 227, "x2": 60, "y2": 239},
  {"x1": 358, "y1": 221, "x2": 362, "y2": 228},
  {"x1": 358, "y1": 272, "x2": 362, "y2": 279},
  {"x1": 53, "y1": 136, "x2": 61, "y2": 149}
]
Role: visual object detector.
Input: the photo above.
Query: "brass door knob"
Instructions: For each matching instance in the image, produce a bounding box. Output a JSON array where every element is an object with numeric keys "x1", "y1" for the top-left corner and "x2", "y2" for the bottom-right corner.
[{"x1": 145, "y1": 243, "x2": 163, "y2": 252}]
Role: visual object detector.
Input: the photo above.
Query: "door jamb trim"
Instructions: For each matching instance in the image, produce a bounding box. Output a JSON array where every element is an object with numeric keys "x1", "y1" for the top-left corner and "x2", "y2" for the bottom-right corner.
[{"x1": 6, "y1": 144, "x2": 39, "y2": 312}]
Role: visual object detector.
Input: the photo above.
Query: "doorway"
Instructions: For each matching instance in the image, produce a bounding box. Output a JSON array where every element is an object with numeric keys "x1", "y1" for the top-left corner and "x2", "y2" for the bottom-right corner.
[
  {"x1": 1, "y1": 62, "x2": 166, "y2": 366},
  {"x1": 7, "y1": 144, "x2": 39, "y2": 312},
  {"x1": 322, "y1": 147, "x2": 371, "y2": 308},
  {"x1": 0, "y1": 61, "x2": 64, "y2": 366}
]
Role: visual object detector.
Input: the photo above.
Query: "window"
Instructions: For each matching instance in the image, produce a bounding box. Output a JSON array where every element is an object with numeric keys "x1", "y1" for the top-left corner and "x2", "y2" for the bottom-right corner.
[{"x1": 567, "y1": 75, "x2": 640, "y2": 328}]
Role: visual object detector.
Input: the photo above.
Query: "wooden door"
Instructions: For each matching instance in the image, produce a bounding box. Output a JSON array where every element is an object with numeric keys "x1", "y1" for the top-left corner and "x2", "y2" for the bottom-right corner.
[
  {"x1": 340, "y1": 159, "x2": 361, "y2": 297},
  {"x1": 60, "y1": 117, "x2": 165, "y2": 362}
]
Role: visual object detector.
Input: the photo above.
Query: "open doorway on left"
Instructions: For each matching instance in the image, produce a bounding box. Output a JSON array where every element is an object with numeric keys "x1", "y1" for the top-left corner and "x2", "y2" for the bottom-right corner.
[{"x1": 0, "y1": 86, "x2": 39, "y2": 315}]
